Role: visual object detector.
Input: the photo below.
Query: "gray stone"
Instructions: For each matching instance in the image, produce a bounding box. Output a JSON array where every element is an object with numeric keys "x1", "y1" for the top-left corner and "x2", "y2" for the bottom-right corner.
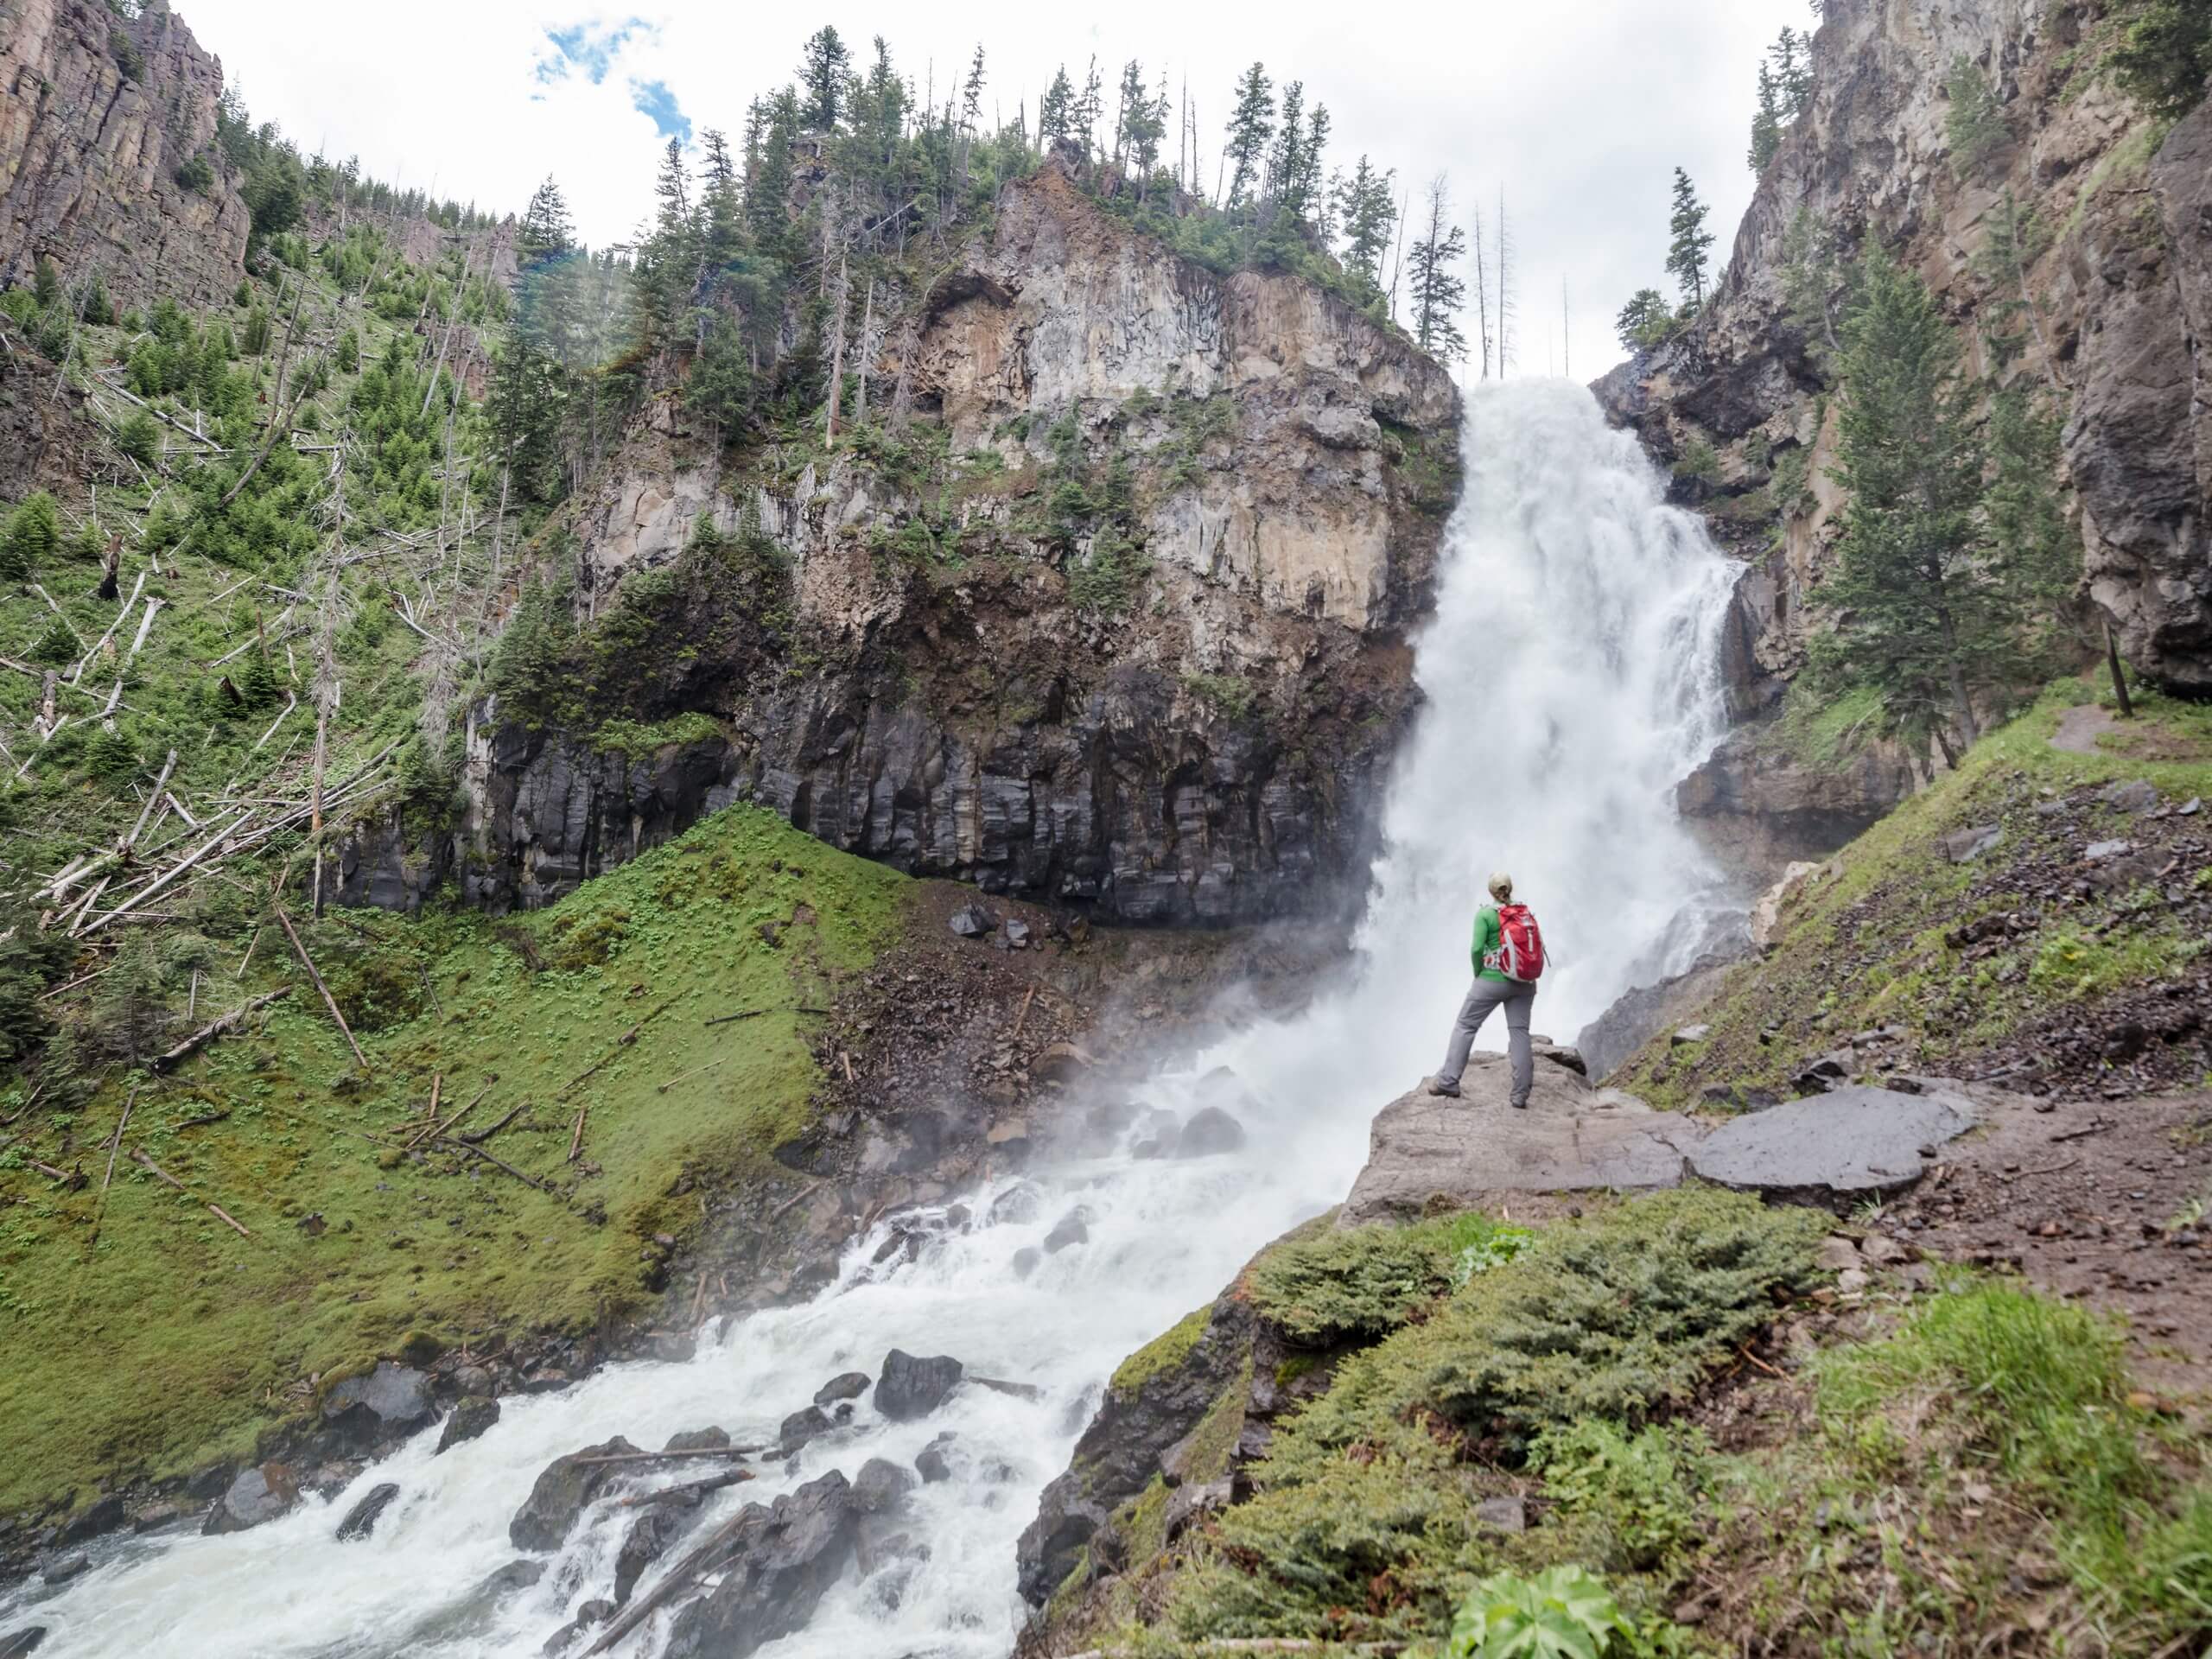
[
  {"x1": 203, "y1": 1463, "x2": 301, "y2": 1536},
  {"x1": 1011, "y1": 1246, "x2": 1042, "y2": 1279},
  {"x1": 0, "y1": 1630, "x2": 47, "y2": 1659},
  {"x1": 915, "y1": 1433, "x2": 958, "y2": 1484},
  {"x1": 1043, "y1": 1208, "x2": 1090, "y2": 1253},
  {"x1": 664, "y1": 1426, "x2": 731, "y2": 1452},
  {"x1": 948, "y1": 904, "x2": 995, "y2": 938},
  {"x1": 1002, "y1": 918, "x2": 1033, "y2": 947},
  {"x1": 1671, "y1": 1023, "x2": 1712, "y2": 1045},
  {"x1": 1341, "y1": 1061, "x2": 1699, "y2": 1224},
  {"x1": 1689, "y1": 1087, "x2": 1975, "y2": 1201},
  {"x1": 2085, "y1": 838, "x2": 2135, "y2": 861},
  {"x1": 873, "y1": 1351, "x2": 964, "y2": 1421},
  {"x1": 1814, "y1": 1236, "x2": 1862, "y2": 1272},
  {"x1": 985, "y1": 1183, "x2": 1044, "y2": 1225},
  {"x1": 436, "y1": 1395, "x2": 500, "y2": 1454},
  {"x1": 663, "y1": 1472, "x2": 860, "y2": 1659},
  {"x1": 1164, "y1": 1478, "x2": 1233, "y2": 1541},
  {"x1": 475, "y1": 1560, "x2": 546, "y2": 1599},
  {"x1": 813, "y1": 1373, "x2": 871, "y2": 1408},
  {"x1": 779, "y1": 1407, "x2": 833, "y2": 1456},
  {"x1": 2099, "y1": 779, "x2": 2162, "y2": 814},
  {"x1": 1474, "y1": 1496, "x2": 1528, "y2": 1534},
  {"x1": 1172, "y1": 1106, "x2": 1247, "y2": 1159},
  {"x1": 853, "y1": 1458, "x2": 918, "y2": 1515},
  {"x1": 509, "y1": 1436, "x2": 639, "y2": 1552},
  {"x1": 1942, "y1": 823, "x2": 2004, "y2": 862},
  {"x1": 969, "y1": 1375, "x2": 1045, "y2": 1401},
  {"x1": 321, "y1": 1362, "x2": 433, "y2": 1446},
  {"x1": 542, "y1": 1598, "x2": 614, "y2": 1657},
  {"x1": 614, "y1": 1505, "x2": 699, "y2": 1607},
  {"x1": 41, "y1": 1552, "x2": 89, "y2": 1585},
  {"x1": 335, "y1": 1483, "x2": 401, "y2": 1542}
]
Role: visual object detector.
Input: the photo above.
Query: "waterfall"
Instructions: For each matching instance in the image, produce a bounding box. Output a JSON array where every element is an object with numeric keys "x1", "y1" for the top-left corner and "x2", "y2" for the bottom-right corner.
[{"x1": 2, "y1": 379, "x2": 1740, "y2": 1659}]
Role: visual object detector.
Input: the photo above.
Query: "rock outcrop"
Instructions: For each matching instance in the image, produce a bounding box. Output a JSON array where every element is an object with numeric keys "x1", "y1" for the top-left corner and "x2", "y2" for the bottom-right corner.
[
  {"x1": 1594, "y1": 0, "x2": 2212, "y2": 693},
  {"x1": 1674, "y1": 724, "x2": 1919, "y2": 884},
  {"x1": 662, "y1": 1471, "x2": 859, "y2": 1659},
  {"x1": 1343, "y1": 1056, "x2": 1977, "y2": 1223},
  {"x1": 340, "y1": 162, "x2": 1459, "y2": 927},
  {"x1": 0, "y1": 0, "x2": 250, "y2": 307}
]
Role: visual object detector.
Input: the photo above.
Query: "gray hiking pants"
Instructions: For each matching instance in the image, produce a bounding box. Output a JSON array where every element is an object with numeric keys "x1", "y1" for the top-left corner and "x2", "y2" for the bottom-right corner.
[{"x1": 1437, "y1": 976, "x2": 1536, "y2": 1105}]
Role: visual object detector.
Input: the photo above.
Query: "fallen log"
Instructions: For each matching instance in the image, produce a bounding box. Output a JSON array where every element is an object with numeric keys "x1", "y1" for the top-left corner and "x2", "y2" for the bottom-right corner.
[
  {"x1": 151, "y1": 987, "x2": 291, "y2": 1072},
  {"x1": 567, "y1": 1447, "x2": 763, "y2": 1467},
  {"x1": 579, "y1": 1504, "x2": 759, "y2": 1658},
  {"x1": 458, "y1": 1101, "x2": 528, "y2": 1144},
  {"x1": 439, "y1": 1135, "x2": 551, "y2": 1192},
  {"x1": 271, "y1": 897, "x2": 365, "y2": 1068},
  {"x1": 556, "y1": 1000, "x2": 678, "y2": 1097},
  {"x1": 614, "y1": 1469, "x2": 755, "y2": 1509},
  {"x1": 402, "y1": 1078, "x2": 493, "y2": 1153}
]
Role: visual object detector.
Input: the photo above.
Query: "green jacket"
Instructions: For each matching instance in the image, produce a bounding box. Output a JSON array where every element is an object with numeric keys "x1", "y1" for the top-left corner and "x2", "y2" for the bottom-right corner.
[{"x1": 1470, "y1": 906, "x2": 1509, "y2": 982}]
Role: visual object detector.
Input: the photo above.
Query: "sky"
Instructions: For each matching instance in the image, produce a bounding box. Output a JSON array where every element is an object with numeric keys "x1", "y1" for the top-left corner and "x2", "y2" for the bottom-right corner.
[{"x1": 176, "y1": 0, "x2": 1795, "y2": 380}]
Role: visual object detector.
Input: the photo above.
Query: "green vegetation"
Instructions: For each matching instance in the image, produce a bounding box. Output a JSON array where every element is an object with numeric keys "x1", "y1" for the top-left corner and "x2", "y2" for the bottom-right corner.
[
  {"x1": 2109, "y1": 0, "x2": 2212, "y2": 117},
  {"x1": 1745, "y1": 27, "x2": 1815, "y2": 174},
  {"x1": 1944, "y1": 57, "x2": 2010, "y2": 178},
  {"x1": 1437, "y1": 1567, "x2": 1640, "y2": 1659},
  {"x1": 1803, "y1": 248, "x2": 2076, "y2": 763},
  {"x1": 0, "y1": 806, "x2": 906, "y2": 1516},
  {"x1": 1246, "y1": 1209, "x2": 1535, "y2": 1344},
  {"x1": 1110, "y1": 1304, "x2": 1212, "y2": 1397},
  {"x1": 1623, "y1": 684, "x2": 2212, "y2": 1109}
]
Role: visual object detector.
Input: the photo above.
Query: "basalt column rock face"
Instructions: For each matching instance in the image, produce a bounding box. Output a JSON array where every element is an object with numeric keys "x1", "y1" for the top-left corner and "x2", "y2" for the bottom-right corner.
[
  {"x1": 0, "y1": 0, "x2": 251, "y2": 306},
  {"x1": 340, "y1": 162, "x2": 1459, "y2": 928},
  {"x1": 1594, "y1": 0, "x2": 2212, "y2": 694}
]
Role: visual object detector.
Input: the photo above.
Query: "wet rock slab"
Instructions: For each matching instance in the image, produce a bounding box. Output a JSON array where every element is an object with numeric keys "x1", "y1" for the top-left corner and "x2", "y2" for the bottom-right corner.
[
  {"x1": 663, "y1": 1471, "x2": 859, "y2": 1659},
  {"x1": 1342, "y1": 1058, "x2": 1977, "y2": 1222},
  {"x1": 1692, "y1": 1085, "x2": 1976, "y2": 1198}
]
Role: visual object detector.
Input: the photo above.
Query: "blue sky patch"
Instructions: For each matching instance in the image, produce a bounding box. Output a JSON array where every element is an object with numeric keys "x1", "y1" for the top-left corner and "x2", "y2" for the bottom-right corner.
[
  {"x1": 627, "y1": 77, "x2": 692, "y2": 143},
  {"x1": 532, "y1": 16, "x2": 647, "y2": 89}
]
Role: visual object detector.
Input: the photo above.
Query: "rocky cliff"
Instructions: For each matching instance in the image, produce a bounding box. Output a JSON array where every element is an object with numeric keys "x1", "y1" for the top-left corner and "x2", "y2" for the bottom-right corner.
[
  {"x1": 340, "y1": 162, "x2": 1459, "y2": 927},
  {"x1": 1597, "y1": 0, "x2": 2211, "y2": 697},
  {"x1": 0, "y1": 0, "x2": 251, "y2": 306}
]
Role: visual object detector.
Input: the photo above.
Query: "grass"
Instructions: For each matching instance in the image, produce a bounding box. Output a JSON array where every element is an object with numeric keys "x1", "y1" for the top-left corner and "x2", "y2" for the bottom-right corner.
[
  {"x1": 0, "y1": 804, "x2": 906, "y2": 1519},
  {"x1": 1110, "y1": 1303, "x2": 1212, "y2": 1398},
  {"x1": 1620, "y1": 680, "x2": 2212, "y2": 1109}
]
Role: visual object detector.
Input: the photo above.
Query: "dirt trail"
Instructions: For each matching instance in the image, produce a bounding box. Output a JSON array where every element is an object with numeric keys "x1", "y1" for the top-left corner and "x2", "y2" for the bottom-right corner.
[
  {"x1": 1891, "y1": 1083, "x2": 2212, "y2": 1396},
  {"x1": 2050, "y1": 703, "x2": 2120, "y2": 753}
]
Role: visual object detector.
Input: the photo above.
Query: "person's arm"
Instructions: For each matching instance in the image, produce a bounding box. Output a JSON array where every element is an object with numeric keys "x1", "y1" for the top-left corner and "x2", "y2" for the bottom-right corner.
[{"x1": 1470, "y1": 906, "x2": 1495, "y2": 974}]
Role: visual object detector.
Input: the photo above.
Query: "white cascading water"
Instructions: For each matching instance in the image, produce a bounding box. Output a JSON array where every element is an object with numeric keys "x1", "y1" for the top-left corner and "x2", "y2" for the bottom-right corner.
[{"x1": 2, "y1": 379, "x2": 1741, "y2": 1659}]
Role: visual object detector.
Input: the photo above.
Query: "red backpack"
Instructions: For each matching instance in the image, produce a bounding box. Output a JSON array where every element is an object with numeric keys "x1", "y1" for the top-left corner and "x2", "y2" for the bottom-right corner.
[{"x1": 1493, "y1": 903, "x2": 1546, "y2": 983}]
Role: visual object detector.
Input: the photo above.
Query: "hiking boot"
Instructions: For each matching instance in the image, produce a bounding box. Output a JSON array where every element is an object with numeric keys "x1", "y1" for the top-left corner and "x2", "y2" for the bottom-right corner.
[
  {"x1": 1508, "y1": 1097, "x2": 1529, "y2": 1110},
  {"x1": 1427, "y1": 1078, "x2": 1462, "y2": 1099}
]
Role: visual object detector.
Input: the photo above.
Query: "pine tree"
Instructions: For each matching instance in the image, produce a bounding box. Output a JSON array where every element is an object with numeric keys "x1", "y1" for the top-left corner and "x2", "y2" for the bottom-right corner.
[
  {"x1": 1, "y1": 492, "x2": 60, "y2": 576},
  {"x1": 1223, "y1": 63, "x2": 1274, "y2": 210},
  {"x1": 1408, "y1": 174, "x2": 1469, "y2": 360},
  {"x1": 1071, "y1": 58, "x2": 1103, "y2": 159},
  {"x1": 1814, "y1": 248, "x2": 2060, "y2": 759},
  {"x1": 1666, "y1": 167, "x2": 1715, "y2": 308},
  {"x1": 1336, "y1": 156, "x2": 1398, "y2": 301},
  {"x1": 639, "y1": 137, "x2": 696, "y2": 353},
  {"x1": 1769, "y1": 28, "x2": 1815, "y2": 114},
  {"x1": 1748, "y1": 61, "x2": 1783, "y2": 171},
  {"x1": 1268, "y1": 80, "x2": 1306, "y2": 213},
  {"x1": 1615, "y1": 288, "x2": 1674, "y2": 352},
  {"x1": 33, "y1": 257, "x2": 59, "y2": 311},
  {"x1": 799, "y1": 27, "x2": 851, "y2": 130},
  {"x1": 117, "y1": 410, "x2": 159, "y2": 467},
  {"x1": 961, "y1": 45, "x2": 988, "y2": 137},
  {"x1": 1039, "y1": 67, "x2": 1075, "y2": 149}
]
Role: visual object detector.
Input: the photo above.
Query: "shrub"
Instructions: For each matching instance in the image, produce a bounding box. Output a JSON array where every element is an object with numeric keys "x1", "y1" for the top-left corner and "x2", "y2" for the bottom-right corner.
[
  {"x1": 2111, "y1": 0, "x2": 2212, "y2": 117},
  {"x1": 1944, "y1": 58, "x2": 2009, "y2": 177},
  {"x1": 1442, "y1": 1566, "x2": 1630, "y2": 1659},
  {"x1": 1, "y1": 493, "x2": 61, "y2": 575},
  {"x1": 116, "y1": 411, "x2": 159, "y2": 467},
  {"x1": 1529, "y1": 1421, "x2": 1709, "y2": 1570},
  {"x1": 175, "y1": 155, "x2": 215, "y2": 194},
  {"x1": 29, "y1": 616, "x2": 79, "y2": 664},
  {"x1": 1248, "y1": 1210, "x2": 1538, "y2": 1346}
]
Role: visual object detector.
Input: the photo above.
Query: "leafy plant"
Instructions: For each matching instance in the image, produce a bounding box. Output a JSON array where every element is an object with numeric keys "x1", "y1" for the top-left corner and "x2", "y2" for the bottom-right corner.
[{"x1": 1441, "y1": 1566, "x2": 1630, "y2": 1659}]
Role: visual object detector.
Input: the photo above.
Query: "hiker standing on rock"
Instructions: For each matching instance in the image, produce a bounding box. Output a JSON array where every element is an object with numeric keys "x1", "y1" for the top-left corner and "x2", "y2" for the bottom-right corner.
[{"x1": 1428, "y1": 873, "x2": 1546, "y2": 1108}]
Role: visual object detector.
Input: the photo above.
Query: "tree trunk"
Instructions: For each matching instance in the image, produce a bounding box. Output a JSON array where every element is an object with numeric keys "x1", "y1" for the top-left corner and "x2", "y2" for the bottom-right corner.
[{"x1": 2106, "y1": 620, "x2": 2134, "y2": 719}]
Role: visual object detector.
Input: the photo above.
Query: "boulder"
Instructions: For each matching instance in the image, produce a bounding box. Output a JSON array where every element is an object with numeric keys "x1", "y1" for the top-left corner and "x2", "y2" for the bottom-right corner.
[
  {"x1": 969, "y1": 1376, "x2": 1045, "y2": 1401},
  {"x1": 812, "y1": 1374, "x2": 871, "y2": 1408},
  {"x1": 202, "y1": 1463, "x2": 300, "y2": 1535},
  {"x1": 57, "y1": 1493, "x2": 125, "y2": 1546},
  {"x1": 614, "y1": 1504, "x2": 699, "y2": 1607},
  {"x1": 2098, "y1": 779, "x2": 2160, "y2": 813},
  {"x1": 335, "y1": 1482, "x2": 401, "y2": 1541},
  {"x1": 1043, "y1": 1209, "x2": 1090, "y2": 1253},
  {"x1": 874, "y1": 1351, "x2": 965, "y2": 1421},
  {"x1": 779, "y1": 1407, "x2": 833, "y2": 1456},
  {"x1": 0, "y1": 1630, "x2": 47, "y2": 1658},
  {"x1": 509, "y1": 1436, "x2": 639, "y2": 1552},
  {"x1": 1341, "y1": 1061, "x2": 1698, "y2": 1224},
  {"x1": 853, "y1": 1458, "x2": 918, "y2": 1515},
  {"x1": 1689, "y1": 1086, "x2": 1974, "y2": 1202},
  {"x1": 985, "y1": 1183, "x2": 1044, "y2": 1225},
  {"x1": 475, "y1": 1560, "x2": 547, "y2": 1599},
  {"x1": 1164, "y1": 1478, "x2": 1232, "y2": 1541},
  {"x1": 1172, "y1": 1106, "x2": 1246, "y2": 1159},
  {"x1": 948, "y1": 904, "x2": 995, "y2": 938},
  {"x1": 41, "y1": 1552, "x2": 89, "y2": 1585},
  {"x1": 1032, "y1": 1042, "x2": 1096, "y2": 1084},
  {"x1": 1671, "y1": 1024, "x2": 1711, "y2": 1045},
  {"x1": 1475, "y1": 1496, "x2": 1528, "y2": 1534},
  {"x1": 915, "y1": 1433, "x2": 957, "y2": 1484},
  {"x1": 321, "y1": 1362, "x2": 433, "y2": 1446},
  {"x1": 663, "y1": 1472, "x2": 859, "y2": 1659},
  {"x1": 435, "y1": 1395, "x2": 500, "y2": 1454},
  {"x1": 1942, "y1": 823, "x2": 2003, "y2": 863},
  {"x1": 664, "y1": 1427, "x2": 731, "y2": 1452},
  {"x1": 542, "y1": 1598, "x2": 613, "y2": 1657}
]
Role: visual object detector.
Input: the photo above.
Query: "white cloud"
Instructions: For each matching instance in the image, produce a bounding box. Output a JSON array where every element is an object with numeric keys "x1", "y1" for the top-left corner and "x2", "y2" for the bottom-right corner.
[{"x1": 181, "y1": 0, "x2": 1794, "y2": 373}]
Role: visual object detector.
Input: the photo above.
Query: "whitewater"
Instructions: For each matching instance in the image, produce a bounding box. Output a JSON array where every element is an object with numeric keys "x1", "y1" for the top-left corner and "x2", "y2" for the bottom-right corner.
[{"x1": 1, "y1": 378, "x2": 1741, "y2": 1658}]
